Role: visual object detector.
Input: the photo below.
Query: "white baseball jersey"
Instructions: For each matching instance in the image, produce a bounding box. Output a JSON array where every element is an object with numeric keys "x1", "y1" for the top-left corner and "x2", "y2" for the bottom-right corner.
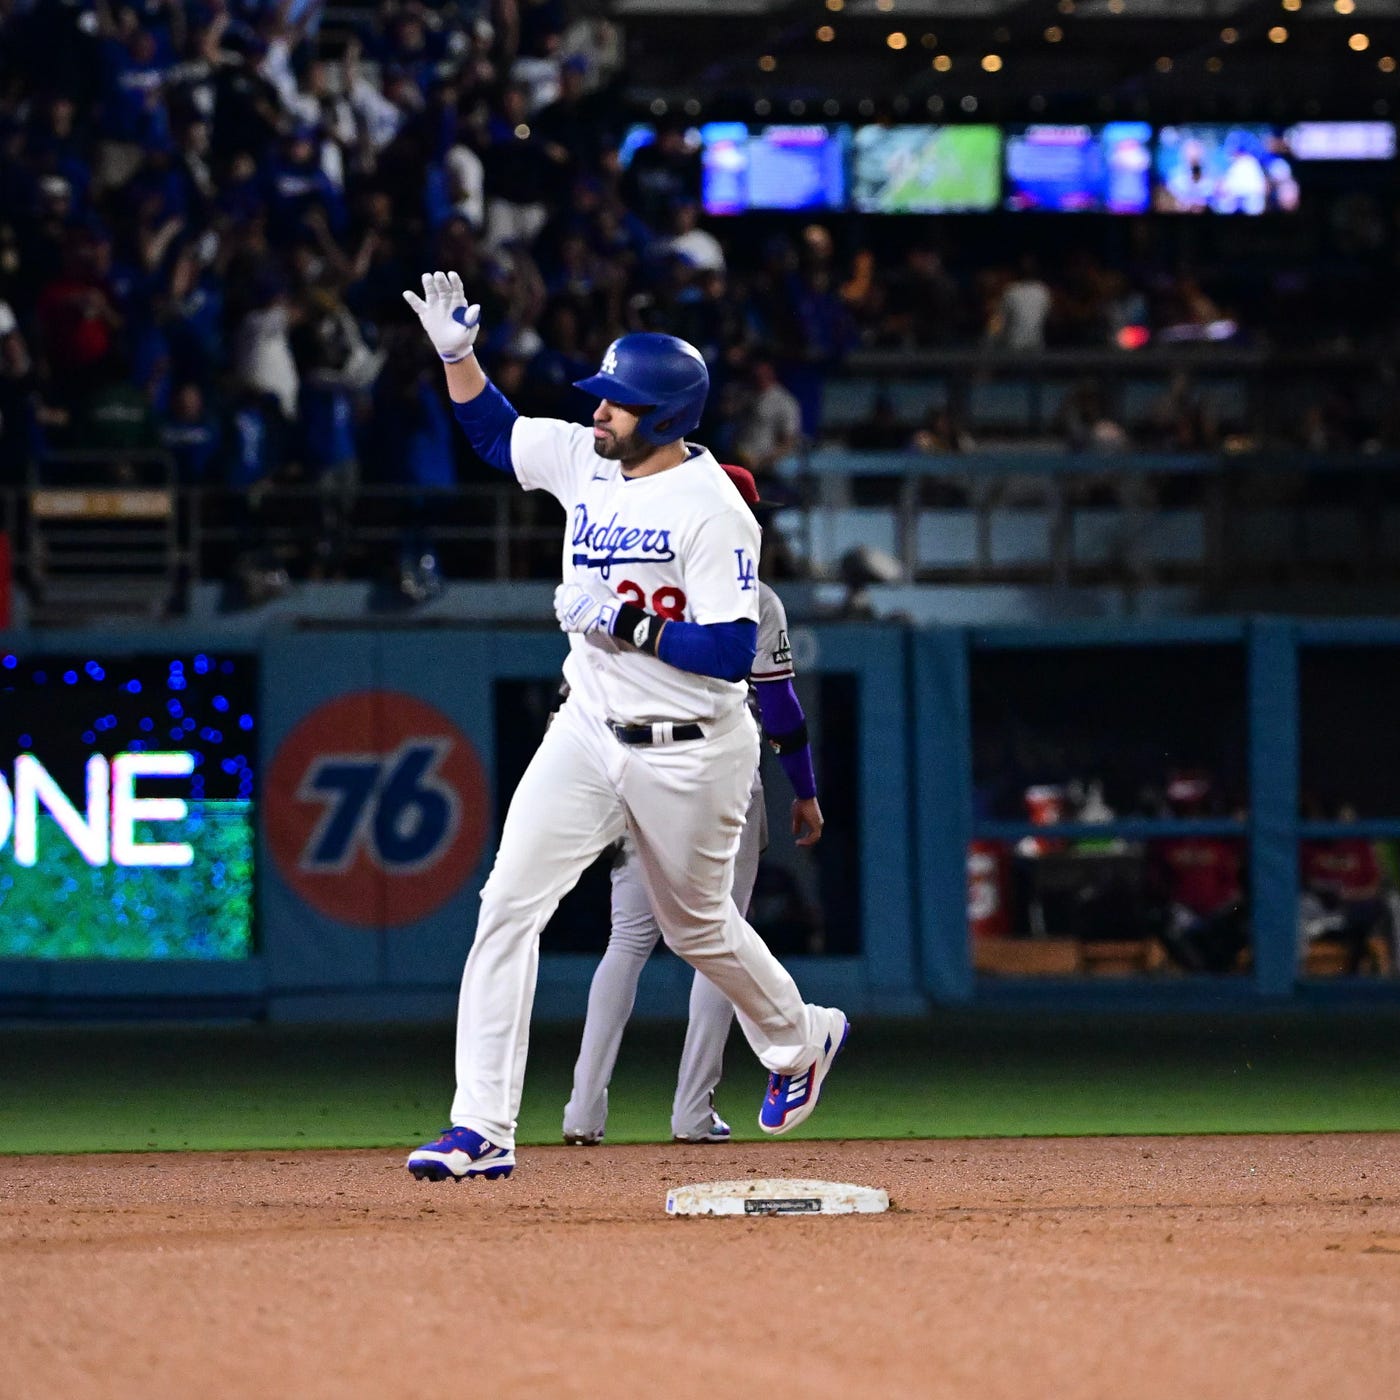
[{"x1": 511, "y1": 416, "x2": 761, "y2": 726}]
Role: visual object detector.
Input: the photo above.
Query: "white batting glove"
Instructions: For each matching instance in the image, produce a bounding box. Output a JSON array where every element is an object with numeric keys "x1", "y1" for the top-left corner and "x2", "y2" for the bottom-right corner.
[
  {"x1": 401, "y1": 270, "x2": 481, "y2": 363},
  {"x1": 554, "y1": 583, "x2": 617, "y2": 637}
]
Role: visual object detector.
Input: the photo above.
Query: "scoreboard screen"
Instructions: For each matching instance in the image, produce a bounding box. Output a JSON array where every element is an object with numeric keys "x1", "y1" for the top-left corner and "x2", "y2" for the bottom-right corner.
[{"x1": 0, "y1": 650, "x2": 257, "y2": 960}]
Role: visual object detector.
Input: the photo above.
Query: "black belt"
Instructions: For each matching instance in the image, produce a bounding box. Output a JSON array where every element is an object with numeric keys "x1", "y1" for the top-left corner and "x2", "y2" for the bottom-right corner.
[{"x1": 608, "y1": 720, "x2": 705, "y2": 746}]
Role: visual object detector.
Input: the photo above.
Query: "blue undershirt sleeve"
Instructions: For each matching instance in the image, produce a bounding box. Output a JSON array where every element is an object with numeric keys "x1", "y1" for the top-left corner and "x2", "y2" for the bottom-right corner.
[
  {"x1": 655, "y1": 618, "x2": 757, "y2": 683},
  {"x1": 450, "y1": 380, "x2": 519, "y2": 475}
]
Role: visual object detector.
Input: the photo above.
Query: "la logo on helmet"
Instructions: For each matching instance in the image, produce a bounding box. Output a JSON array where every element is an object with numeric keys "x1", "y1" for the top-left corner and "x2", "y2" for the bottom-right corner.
[{"x1": 601, "y1": 345, "x2": 619, "y2": 375}]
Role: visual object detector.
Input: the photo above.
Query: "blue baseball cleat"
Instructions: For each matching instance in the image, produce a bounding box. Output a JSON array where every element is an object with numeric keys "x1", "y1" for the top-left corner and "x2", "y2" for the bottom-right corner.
[
  {"x1": 758, "y1": 1015, "x2": 849, "y2": 1136},
  {"x1": 673, "y1": 1110, "x2": 732, "y2": 1144},
  {"x1": 406, "y1": 1126, "x2": 515, "y2": 1181}
]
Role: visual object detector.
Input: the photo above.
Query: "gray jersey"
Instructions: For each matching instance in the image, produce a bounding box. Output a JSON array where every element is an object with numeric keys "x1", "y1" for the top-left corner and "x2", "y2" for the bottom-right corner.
[{"x1": 752, "y1": 581, "x2": 794, "y2": 685}]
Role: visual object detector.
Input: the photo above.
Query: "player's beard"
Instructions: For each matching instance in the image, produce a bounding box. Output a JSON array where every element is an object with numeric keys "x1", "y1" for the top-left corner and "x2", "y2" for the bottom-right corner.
[{"x1": 592, "y1": 424, "x2": 651, "y2": 464}]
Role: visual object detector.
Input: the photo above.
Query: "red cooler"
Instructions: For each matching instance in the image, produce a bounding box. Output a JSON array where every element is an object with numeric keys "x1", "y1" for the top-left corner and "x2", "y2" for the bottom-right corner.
[{"x1": 968, "y1": 839, "x2": 1011, "y2": 939}]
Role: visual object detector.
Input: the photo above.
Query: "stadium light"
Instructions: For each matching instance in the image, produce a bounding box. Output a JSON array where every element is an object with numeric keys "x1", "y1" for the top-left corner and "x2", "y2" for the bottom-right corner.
[
  {"x1": 982, "y1": 53, "x2": 1003, "y2": 72},
  {"x1": 1044, "y1": 25, "x2": 1063, "y2": 42},
  {"x1": 1382, "y1": 56, "x2": 1398, "y2": 73},
  {"x1": 1269, "y1": 26, "x2": 1288, "y2": 43},
  {"x1": 1350, "y1": 33, "x2": 1370, "y2": 51},
  {"x1": 1155, "y1": 56, "x2": 1173, "y2": 73},
  {"x1": 887, "y1": 32, "x2": 908, "y2": 50},
  {"x1": 933, "y1": 54, "x2": 952, "y2": 72},
  {"x1": 759, "y1": 54, "x2": 777, "y2": 71},
  {"x1": 1221, "y1": 27, "x2": 1238, "y2": 43},
  {"x1": 817, "y1": 25, "x2": 834, "y2": 41},
  {"x1": 1335, "y1": 0, "x2": 1356, "y2": 14}
]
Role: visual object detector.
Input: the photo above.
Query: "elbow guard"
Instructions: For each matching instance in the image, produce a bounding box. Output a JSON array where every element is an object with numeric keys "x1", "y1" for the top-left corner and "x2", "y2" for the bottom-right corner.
[{"x1": 765, "y1": 720, "x2": 810, "y2": 755}]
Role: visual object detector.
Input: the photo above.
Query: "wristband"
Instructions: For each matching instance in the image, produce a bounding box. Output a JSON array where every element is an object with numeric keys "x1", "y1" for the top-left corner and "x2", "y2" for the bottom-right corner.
[{"x1": 612, "y1": 602, "x2": 661, "y2": 656}]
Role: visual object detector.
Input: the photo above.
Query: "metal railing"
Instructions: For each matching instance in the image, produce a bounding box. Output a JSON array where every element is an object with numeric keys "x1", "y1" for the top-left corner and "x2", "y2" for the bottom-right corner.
[
  {"x1": 3, "y1": 438, "x2": 1398, "y2": 618},
  {"x1": 775, "y1": 445, "x2": 1400, "y2": 590}
]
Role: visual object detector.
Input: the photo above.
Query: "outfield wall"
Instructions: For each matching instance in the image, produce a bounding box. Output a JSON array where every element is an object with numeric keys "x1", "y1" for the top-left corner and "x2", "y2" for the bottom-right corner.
[{"x1": 2, "y1": 619, "x2": 1398, "y2": 1020}]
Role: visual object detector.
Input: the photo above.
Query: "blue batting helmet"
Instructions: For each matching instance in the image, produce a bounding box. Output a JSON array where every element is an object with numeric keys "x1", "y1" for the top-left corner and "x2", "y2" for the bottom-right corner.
[{"x1": 573, "y1": 333, "x2": 709, "y2": 446}]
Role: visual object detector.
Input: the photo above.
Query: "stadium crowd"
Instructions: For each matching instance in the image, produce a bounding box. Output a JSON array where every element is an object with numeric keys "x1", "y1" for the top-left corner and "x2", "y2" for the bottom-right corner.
[{"x1": 1, "y1": 0, "x2": 1397, "y2": 547}]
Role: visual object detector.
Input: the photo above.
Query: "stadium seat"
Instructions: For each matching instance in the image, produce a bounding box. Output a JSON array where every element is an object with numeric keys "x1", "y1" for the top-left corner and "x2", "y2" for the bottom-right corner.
[
  {"x1": 916, "y1": 510, "x2": 980, "y2": 570},
  {"x1": 1204, "y1": 377, "x2": 1249, "y2": 431},
  {"x1": 967, "y1": 379, "x2": 1036, "y2": 434},
  {"x1": 820, "y1": 378, "x2": 880, "y2": 431},
  {"x1": 988, "y1": 509, "x2": 1053, "y2": 567},
  {"x1": 1071, "y1": 509, "x2": 1205, "y2": 567},
  {"x1": 819, "y1": 378, "x2": 949, "y2": 433},
  {"x1": 1120, "y1": 378, "x2": 1169, "y2": 429},
  {"x1": 1233, "y1": 508, "x2": 1296, "y2": 562},
  {"x1": 807, "y1": 508, "x2": 901, "y2": 573},
  {"x1": 1302, "y1": 509, "x2": 1363, "y2": 563}
]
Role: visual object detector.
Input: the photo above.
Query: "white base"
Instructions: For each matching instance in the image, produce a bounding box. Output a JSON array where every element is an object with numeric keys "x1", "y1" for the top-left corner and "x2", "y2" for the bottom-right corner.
[{"x1": 666, "y1": 1178, "x2": 889, "y2": 1217}]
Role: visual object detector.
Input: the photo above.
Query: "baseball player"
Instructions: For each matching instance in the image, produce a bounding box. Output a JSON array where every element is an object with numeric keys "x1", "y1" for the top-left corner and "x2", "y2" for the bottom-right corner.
[
  {"x1": 562, "y1": 462, "x2": 821, "y2": 1146},
  {"x1": 400, "y1": 271, "x2": 848, "y2": 1181}
]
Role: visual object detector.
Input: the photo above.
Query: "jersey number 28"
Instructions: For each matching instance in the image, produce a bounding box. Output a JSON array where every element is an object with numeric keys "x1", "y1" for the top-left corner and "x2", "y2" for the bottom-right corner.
[{"x1": 618, "y1": 580, "x2": 687, "y2": 621}]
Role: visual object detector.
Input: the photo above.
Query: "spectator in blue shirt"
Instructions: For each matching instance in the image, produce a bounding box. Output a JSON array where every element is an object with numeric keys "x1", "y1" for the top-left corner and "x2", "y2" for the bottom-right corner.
[
  {"x1": 159, "y1": 380, "x2": 220, "y2": 481},
  {"x1": 98, "y1": 15, "x2": 173, "y2": 179},
  {"x1": 264, "y1": 126, "x2": 346, "y2": 244}
]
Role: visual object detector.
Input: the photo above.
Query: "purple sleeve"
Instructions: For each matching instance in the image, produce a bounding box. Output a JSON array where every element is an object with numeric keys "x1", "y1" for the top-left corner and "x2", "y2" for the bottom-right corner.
[
  {"x1": 754, "y1": 678, "x2": 818, "y2": 800},
  {"x1": 755, "y1": 676, "x2": 804, "y2": 734}
]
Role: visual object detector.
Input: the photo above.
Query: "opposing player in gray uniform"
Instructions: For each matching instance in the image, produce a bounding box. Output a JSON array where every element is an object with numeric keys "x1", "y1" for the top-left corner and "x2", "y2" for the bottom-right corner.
[{"x1": 563, "y1": 463, "x2": 822, "y2": 1145}]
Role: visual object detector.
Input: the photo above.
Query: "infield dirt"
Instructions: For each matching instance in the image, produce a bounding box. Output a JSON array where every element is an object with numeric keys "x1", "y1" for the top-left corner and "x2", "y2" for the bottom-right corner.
[{"x1": 5, "y1": 1134, "x2": 1399, "y2": 1400}]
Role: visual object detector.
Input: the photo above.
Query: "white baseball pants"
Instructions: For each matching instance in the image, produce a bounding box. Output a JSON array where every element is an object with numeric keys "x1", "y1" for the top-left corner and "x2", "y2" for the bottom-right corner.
[
  {"x1": 562, "y1": 776, "x2": 764, "y2": 1142},
  {"x1": 450, "y1": 696, "x2": 836, "y2": 1146}
]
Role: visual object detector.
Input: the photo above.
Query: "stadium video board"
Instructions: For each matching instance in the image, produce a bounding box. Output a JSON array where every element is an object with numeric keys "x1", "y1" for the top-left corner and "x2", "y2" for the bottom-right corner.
[
  {"x1": 1153, "y1": 124, "x2": 1299, "y2": 214},
  {"x1": 1282, "y1": 121, "x2": 1397, "y2": 162},
  {"x1": 851, "y1": 124, "x2": 1002, "y2": 214},
  {"x1": 700, "y1": 123, "x2": 850, "y2": 214},
  {"x1": 0, "y1": 650, "x2": 257, "y2": 959},
  {"x1": 628, "y1": 120, "x2": 1395, "y2": 219},
  {"x1": 1003, "y1": 122, "x2": 1153, "y2": 214}
]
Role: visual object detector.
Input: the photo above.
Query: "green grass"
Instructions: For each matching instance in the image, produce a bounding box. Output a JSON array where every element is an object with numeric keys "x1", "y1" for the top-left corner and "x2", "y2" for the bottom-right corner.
[{"x1": 3, "y1": 1012, "x2": 1400, "y2": 1155}]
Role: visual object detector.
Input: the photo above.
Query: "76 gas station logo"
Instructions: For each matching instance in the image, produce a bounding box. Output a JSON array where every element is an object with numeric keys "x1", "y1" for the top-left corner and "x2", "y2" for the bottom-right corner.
[
  {"x1": 297, "y1": 739, "x2": 460, "y2": 874},
  {"x1": 266, "y1": 692, "x2": 488, "y2": 927}
]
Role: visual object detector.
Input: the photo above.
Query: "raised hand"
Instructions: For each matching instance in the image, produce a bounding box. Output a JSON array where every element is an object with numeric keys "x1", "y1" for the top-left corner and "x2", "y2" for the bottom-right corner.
[{"x1": 402, "y1": 270, "x2": 481, "y2": 364}]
